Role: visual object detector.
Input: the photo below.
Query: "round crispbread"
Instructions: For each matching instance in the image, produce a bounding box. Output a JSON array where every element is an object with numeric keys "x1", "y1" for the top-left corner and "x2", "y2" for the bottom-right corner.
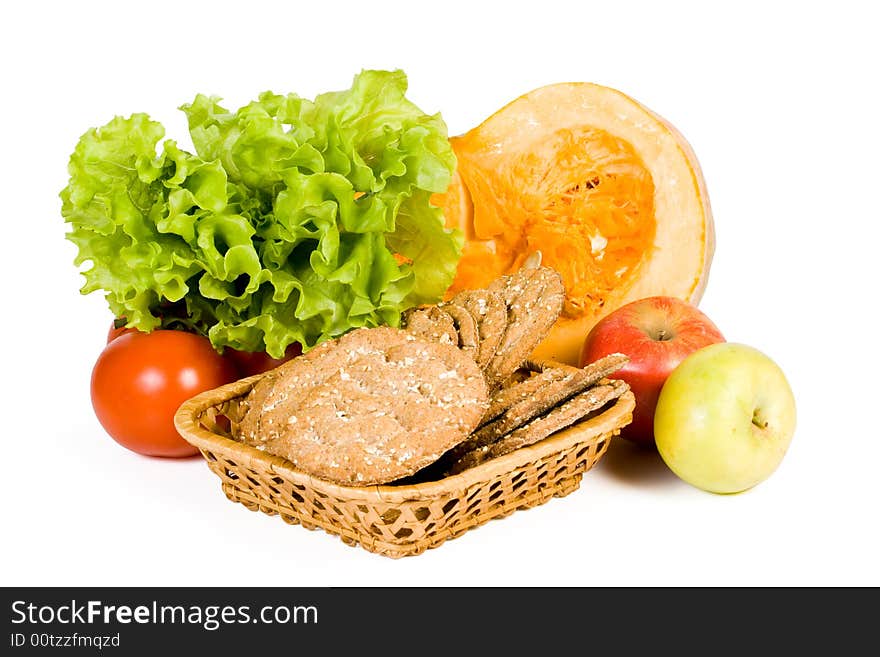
[{"x1": 238, "y1": 327, "x2": 488, "y2": 486}]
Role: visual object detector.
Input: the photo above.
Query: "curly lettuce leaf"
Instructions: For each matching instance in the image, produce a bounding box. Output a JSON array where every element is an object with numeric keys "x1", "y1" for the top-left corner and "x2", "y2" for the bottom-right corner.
[{"x1": 61, "y1": 70, "x2": 460, "y2": 357}]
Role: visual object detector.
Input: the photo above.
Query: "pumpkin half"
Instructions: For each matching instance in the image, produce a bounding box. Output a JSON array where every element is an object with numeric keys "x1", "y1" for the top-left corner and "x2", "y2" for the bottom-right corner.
[{"x1": 436, "y1": 82, "x2": 714, "y2": 365}]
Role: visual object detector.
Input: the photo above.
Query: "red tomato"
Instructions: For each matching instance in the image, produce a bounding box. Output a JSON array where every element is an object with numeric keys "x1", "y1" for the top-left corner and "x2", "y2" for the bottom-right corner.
[
  {"x1": 90, "y1": 330, "x2": 239, "y2": 458},
  {"x1": 226, "y1": 342, "x2": 303, "y2": 377},
  {"x1": 107, "y1": 319, "x2": 136, "y2": 343}
]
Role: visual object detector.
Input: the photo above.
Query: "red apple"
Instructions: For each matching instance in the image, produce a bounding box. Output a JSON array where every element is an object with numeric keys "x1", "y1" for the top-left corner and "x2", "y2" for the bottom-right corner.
[{"x1": 579, "y1": 296, "x2": 725, "y2": 446}]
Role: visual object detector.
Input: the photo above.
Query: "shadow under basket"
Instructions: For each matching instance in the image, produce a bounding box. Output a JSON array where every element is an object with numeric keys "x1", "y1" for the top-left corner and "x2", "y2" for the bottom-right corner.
[{"x1": 174, "y1": 371, "x2": 634, "y2": 559}]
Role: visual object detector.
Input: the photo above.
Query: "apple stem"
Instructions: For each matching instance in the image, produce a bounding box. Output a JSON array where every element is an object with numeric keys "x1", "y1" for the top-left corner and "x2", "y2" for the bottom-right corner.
[
  {"x1": 752, "y1": 408, "x2": 769, "y2": 430},
  {"x1": 649, "y1": 327, "x2": 674, "y2": 341}
]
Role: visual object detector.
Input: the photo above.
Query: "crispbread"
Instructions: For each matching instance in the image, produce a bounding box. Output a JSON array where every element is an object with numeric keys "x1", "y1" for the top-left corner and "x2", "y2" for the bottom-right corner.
[
  {"x1": 483, "y1": 264, "x2": 565, "y2": 387},
  {"x1": 237, "y1": 368, "x2": 282, "y2": 443},
  {"x1": 447, "y1": 378, "x2": 629, "y2": 475},
  {"x1": 482, "y1": 353, "x2": 628, "y2": 426},
  {"x1": 398, "y1": 257, "x2": 564, "y2": 390},
  {"x1": 480, "y1": 362, "x2": 578, "y2": 423},
  {"x1": 443, "y1": 353, "x2": 629, "y2": 464},
  {"x1": 401, "y1": 304, "x2": 458, "y2": 345},
  {"x1": 440, "y1": 301, "x2": 480, "y2": 360},
  {"x1": 448, "y1": 289, "x2": 507, "y2": 370},
  {"x1": 238, "y1": 327, "x2": 488, "y2": 486}
]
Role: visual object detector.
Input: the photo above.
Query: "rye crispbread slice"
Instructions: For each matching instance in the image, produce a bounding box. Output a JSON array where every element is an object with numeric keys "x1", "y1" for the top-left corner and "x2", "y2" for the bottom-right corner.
[
  {"x1": 446, "y1": 378, "x2": 629, "y2": 475},
  {"x1": 440, "y1": 301, "x2": 480, "y2": 361},
  {"x1": 482, "y1": 263, "x2": 565, "y2": 388},
  {"x1": 401, "y1": 304, "x2": 458, "y2": 346},
  {"x1": 238, "y1": 327, "x2": 488, "y2": 486},
  {"x1": 446, "y1": 288, "x2": 508, "y2": 370},
  {"x1": 442, "y1": 353, "x2": 629, "y2": 465}
]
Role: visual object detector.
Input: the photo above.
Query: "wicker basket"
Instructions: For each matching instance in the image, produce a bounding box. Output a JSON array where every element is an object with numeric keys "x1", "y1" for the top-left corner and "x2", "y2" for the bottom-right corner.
[{"x1": 174, "y1": 371, "x2": 634, "y2": 558}]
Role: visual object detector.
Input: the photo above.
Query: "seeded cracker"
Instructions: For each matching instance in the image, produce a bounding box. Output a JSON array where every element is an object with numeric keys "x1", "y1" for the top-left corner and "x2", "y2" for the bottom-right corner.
[
  {"x1": 237, "y1": 327, "x2": 488, "y2": 486},
  {"x1": 447, "y1": 378, "x2": 629, "y2": 475},
  {"x1": 440, "y1": 301, "x2": 480, "y2": 359},
  {"x1": 481, "y1": 361, "x2": 577, "y2": 422},
  {"x1": 442, "y1": 353, "x2": 629, "y2": 464},
  {"x1": 401, "y1": 304, "x2": 458, "y2": 345},
  {"x1": 237, "y1": 368, "x2": 282, "y2": 443},
  {"x1": 483, "y1": 264, "x2": 565, "y2": 388},
  {"x1": 449, "y1": 289, "x2": 508, "y2": 370}
]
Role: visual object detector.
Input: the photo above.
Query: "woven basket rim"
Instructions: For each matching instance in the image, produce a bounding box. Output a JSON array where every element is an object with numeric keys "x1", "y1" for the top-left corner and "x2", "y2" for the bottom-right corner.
[{"x1": 174, "y1": 369, "x2": 634, "y2": 504}]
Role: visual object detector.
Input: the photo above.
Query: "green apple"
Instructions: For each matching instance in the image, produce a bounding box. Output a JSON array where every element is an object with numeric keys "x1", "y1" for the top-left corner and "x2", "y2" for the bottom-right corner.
[{"x1": 653, "y1": 342, "x2": 796, "y2": 494}]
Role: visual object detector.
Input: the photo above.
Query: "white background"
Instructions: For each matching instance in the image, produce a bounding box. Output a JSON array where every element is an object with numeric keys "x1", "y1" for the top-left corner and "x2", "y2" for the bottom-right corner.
[{"x1": 2, "y1": 0, "x2": 877, "y2": 587}]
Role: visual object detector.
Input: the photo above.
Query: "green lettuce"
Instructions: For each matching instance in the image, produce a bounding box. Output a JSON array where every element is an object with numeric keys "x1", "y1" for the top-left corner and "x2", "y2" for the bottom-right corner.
[{"x1": 61, "y1": 70, "x2": 460, "y2": 357}]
